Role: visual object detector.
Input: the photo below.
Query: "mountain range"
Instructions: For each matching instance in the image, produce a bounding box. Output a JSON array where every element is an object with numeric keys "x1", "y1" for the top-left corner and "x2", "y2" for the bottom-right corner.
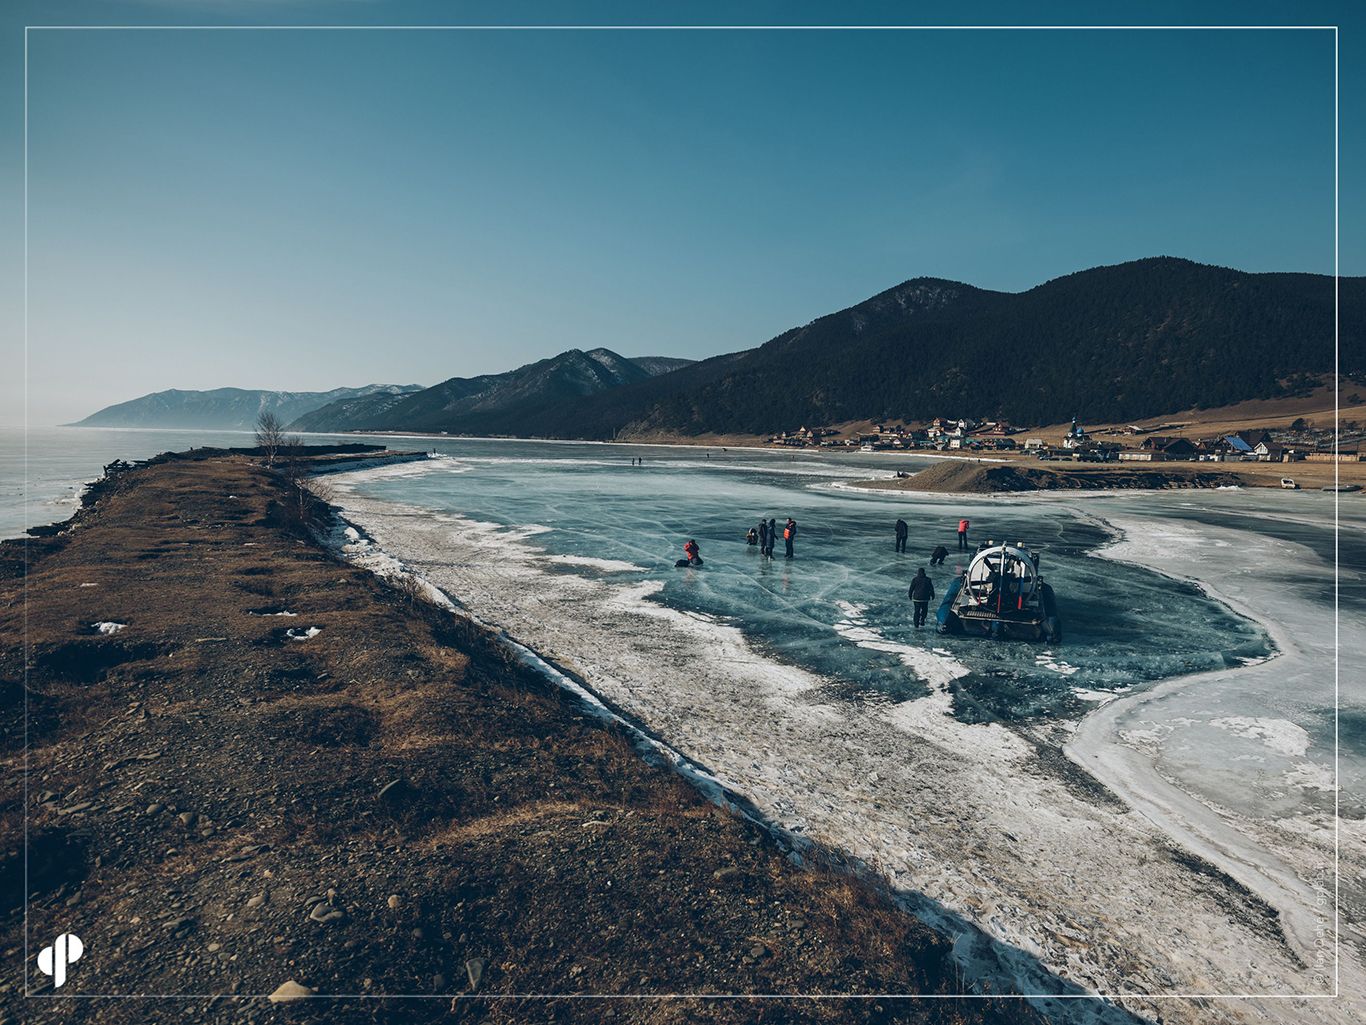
[
  {"x1": 504, "y1": 258, "x2": 1361, "y2": 439},
  {"x1": 70, "y1": 384, "x2": 426, "y2": 431},
  {"x1": 287, "y1": 351, "x2": 693, "y2": 433},
  {"x1": 71, "y1": 258, "x2": 1363, "y2": 438}
]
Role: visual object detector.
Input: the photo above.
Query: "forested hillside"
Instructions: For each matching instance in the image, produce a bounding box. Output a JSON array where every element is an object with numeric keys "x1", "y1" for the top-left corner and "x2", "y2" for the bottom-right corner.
[{"x1": 499, "y1": 258, "x2": 1360, "y2": 439}]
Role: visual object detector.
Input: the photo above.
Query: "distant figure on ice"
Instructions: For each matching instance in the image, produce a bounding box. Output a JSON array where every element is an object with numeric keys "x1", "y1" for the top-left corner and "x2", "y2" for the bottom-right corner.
[
  {"x1": 895, "y1": 518, "x2": 909, "y2": 553},
  {"x1": 766, "y1": 518, "x2": 778, "y2": 558},
  {"x1": 930, "y1": 544, "x2": 949, "y2": 566},
  {"x1": 957, "y1": 518, "x2": 971, "y2": 551},
  {"x1": 676, "y1": 539, "x2": 703, "y2": 568},
  {"x1": 783, "y1": 518, "x2": 798, "y2": 559},
  {"x1": 908, "y1": 568, "x2": 935, "y2": 628},
  {"x1": 746, "y1": 526, "x2": 759, "y2": 546}
]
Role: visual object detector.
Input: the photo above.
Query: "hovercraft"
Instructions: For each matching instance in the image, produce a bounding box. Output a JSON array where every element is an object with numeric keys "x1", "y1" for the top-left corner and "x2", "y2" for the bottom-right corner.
[{"x1": 936, "y1": 541, "x2": 1061, "y2": 642}]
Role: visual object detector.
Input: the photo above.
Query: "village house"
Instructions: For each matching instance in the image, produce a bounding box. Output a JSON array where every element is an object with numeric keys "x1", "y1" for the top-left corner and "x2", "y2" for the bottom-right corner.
[{"x1": 1160, "y1": 438, "x2": 1198, "y2": 459}]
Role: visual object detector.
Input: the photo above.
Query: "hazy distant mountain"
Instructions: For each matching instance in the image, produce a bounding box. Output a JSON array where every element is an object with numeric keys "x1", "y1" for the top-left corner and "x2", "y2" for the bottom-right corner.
[
  {"x1": 289, "y1": 349, "x2": 691, "y2": 433},
  {"x1": 71, "y1": 384, "x2": 425, "y2": 431},
  {"x1": 482, "y1": 258, "x2": 1363, "y2": 439}
]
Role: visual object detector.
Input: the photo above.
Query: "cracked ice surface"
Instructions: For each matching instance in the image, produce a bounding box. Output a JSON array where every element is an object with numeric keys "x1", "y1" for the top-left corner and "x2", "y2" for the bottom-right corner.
[{"x1": 323, "y1": 443, "x2": 1361, "y2": 1022}]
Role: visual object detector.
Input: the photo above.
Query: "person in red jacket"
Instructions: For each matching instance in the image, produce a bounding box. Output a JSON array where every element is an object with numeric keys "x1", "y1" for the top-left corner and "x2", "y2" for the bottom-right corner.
[
  {"x1": 957, "y1": 518, "x2": 970, "y2": 551},
  {"x1": 682, "y1": 539, "x2": 702, "y2": 566}
]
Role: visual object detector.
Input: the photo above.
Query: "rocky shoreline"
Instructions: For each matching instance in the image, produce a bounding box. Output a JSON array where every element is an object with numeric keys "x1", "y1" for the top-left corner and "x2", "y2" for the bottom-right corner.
[
  {"x1": 850, "y1": 460, "x2": 1251, "y2": 494},
  {"x1": 0, "y1": 449, "x2": 1041, "y2": 1024}
]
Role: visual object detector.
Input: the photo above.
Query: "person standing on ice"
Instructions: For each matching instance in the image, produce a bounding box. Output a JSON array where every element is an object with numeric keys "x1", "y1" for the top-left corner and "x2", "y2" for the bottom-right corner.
[
  {"x1": 767, "y1": 518, "x2": 778, "y2": 558},
  {"x1": 894, "y1": 518, "x2": 909, "y2": 553},
  {"x1": 957, "y1": 517, "x2": 971, "y2": 551},
  {"x1": 783, "y1": 518, "x2": 798, "y2": 559},
  {"x1": 908, "y1": 568, "x2": 935, "y2": 628},
  {"x1": 757, "y1": 518, "x2": 770, "y2": 556}
]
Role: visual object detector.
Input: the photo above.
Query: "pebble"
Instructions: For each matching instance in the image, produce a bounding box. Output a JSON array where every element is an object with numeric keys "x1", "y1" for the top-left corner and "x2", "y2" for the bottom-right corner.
[
  {"x1": 246, "y1": 894, "x2": 266, "y2": 909},
  {"x1": 268, "y1": 980, "x2": 314, "y2": 1003},
  {"x1": 178, "y1": 812, "x2": 197, "y2": 827},
  {"x1": 145, "y1": 803, "x2": 164, "y2": 816},
  {"x1": 465, "y1": 957, "x2": 487, "y2": 991},
  {"x1": 386, "y1": 894, "x2": 400, "y2": 910},
  {"x1": 309, "y1": 903, "x2": 344, "y2": 925}
]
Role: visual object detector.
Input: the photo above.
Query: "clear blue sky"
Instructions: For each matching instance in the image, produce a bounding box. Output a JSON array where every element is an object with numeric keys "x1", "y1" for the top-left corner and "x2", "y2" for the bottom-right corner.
[{"x1": 0, "y1": 2, "x2": 1357, "y2": 425}]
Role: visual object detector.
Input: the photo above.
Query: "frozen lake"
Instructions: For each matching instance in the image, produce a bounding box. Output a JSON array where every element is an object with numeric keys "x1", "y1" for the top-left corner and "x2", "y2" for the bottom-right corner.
[{"x1": 339, "y1": 443, "x2": 1273, "y2": 722}]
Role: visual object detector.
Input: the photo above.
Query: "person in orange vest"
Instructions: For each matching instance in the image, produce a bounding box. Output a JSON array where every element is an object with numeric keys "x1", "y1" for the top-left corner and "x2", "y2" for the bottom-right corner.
[
  {"x1": 783, "y1": 518, "x2": 797, "y2": 559},
  {"x1": 957, "y1": 517, "x2": 970, "y2": 551}
]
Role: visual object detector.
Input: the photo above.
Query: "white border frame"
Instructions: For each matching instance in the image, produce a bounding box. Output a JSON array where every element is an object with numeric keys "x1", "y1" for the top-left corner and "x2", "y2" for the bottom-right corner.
[{"x1": 20, "y1": 21, "x2": 1342, "y2": 1007}]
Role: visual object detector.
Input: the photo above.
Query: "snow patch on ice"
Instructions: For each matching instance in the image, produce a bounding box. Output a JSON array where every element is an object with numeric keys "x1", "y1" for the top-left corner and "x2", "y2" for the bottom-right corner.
[
  {"x1": 546, "y1": 554, "x2": 646, "y2": 573},
  {"x1": 1035, "y1": 652, "x2": 1080, "y2": 676},
  {"x1": 832, "y1": 600, "x2": 969, "y2": 691},
  {"x1": 1210, "y1": 716, "x2": 1310, "y2": 757},
  {"x1": 1282, "y1": 762, "x2": 1337, "y2": 792},
  {"x1": 92, "y1": 621, "x2": 126, "y2": 634}
]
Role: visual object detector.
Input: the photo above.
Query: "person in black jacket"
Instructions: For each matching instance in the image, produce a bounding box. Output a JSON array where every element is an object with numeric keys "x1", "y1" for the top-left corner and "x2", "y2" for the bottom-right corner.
[
  {"x1": 930, "y1": 544, "x2": 949, "y2": 566},
  {"x1": 908, "y1": 568, "x2": 935, "y2": 628},
  {"x1": 756, "y1": 519, "x2": 769, "y2": 555},
  {"x1": 894, "y1": 518, "x2": 909, "y2": 553}
]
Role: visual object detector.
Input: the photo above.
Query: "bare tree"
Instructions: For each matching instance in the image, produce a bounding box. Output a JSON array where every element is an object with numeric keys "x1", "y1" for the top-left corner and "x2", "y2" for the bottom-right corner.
[
  {"x1": 255, "y1": 410, "x2": 286, "y2": 467},
  {"x1": 283, "y1": 463, "x2": 330, "y2": 530}
]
